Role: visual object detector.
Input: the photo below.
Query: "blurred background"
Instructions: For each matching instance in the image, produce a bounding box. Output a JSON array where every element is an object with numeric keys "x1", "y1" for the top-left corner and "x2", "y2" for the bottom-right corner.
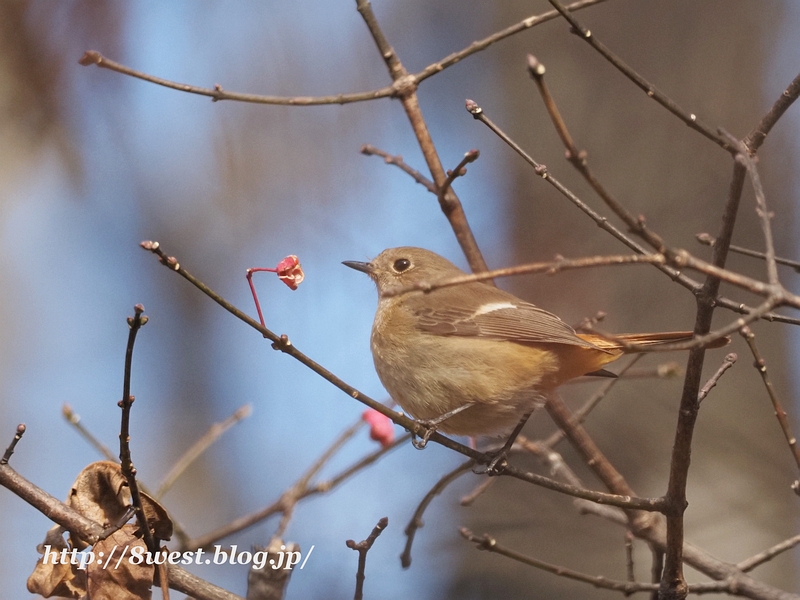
[{"x1": 0, "y1": 1, "x2": 798, "y2": 598}]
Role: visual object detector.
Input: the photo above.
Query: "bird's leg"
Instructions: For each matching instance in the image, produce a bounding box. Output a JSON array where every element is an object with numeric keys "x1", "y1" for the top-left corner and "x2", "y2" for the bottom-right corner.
[
  {"x1": 485, "y1": 408, "x2": 534, "y2": 475},
  {"x1": 411, "y1": 402, "x2": 476, "y2": 449}
]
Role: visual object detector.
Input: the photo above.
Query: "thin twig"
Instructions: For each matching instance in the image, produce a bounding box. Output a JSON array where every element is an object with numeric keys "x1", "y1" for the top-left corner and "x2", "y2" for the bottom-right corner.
[
  {"x1": 527, "y1": 53, "x2": 646, "y2": 234},
  {"x1": 62, "y1": 404, "x2": 117, "y2": 462},
  {"x1": 744, "y1": 70, "x2": 800, "y2": 153},
  {"x1": 184, "y1": 428, "x2": 407, "y2": 550},
  {"x1": 462, "y1": 527, "x2": 662, "y2": 592},
  {"x1": 546, "y1": 0, "x2": 732, "y2": 152},
  {"x1": 346, "y1": 516, "x2": 388, "y2": 600},
  {"x1": 354, "y1": 0, "x2": 488, "y2": 274},
  {"x1": 542, "y1": 393, "x2": 653, "y2": 529},
  {"x1": 651, "y1": 549, "x2": 665, "y2": 600},
  {"x1": 401, "y1": 459, "x2": 476, "y2": 568},
  {"x1": 696, "y1": 233, "x2": 800, "y2": 273},
  {"x1": 739, "y1": 326, "x2": 800, "y2": 472},
  {"x1": 199, "y1": 418, "x2": 367, "y2": 547},
  {"x1": 78, "y1": 1, "x2": 607, "y2": 109},
  {"x1": 516, "y1": 438, "x2": 587, "y2": 497},
  {"x1": 459, "y1": 477, "x2": 496, "y2": 506},
  {"x1": 697, "y1": 353, "x2": 737, "y2": 404},
  {"x1": 415, "y1": 0, "x2": 608, "y2": 84},
  {"x1": 63, "y1": 403, "x2": 192, "y2": 547},
  {"x1": 467, "y1": 98, "x2": 664, "y2": 255},
  {"x1": 459, "y1": 529, "x2": 730, "y2": 595},
  {"x1": 309, "y1": 433, "x2": 412, "y2": 494},
  {"x1": 721, "y1": 304, "x2": 800, "y2": 327},
  {"x1": 736, "y1": 534, "x2": 800, "y2": 573},
  {"x1": 437, "y1": 149, "x2": 480, "y2": 207},
  {"x1": 522, "y1": 62, "x2": 800, "y2": 327},
  {"x1": 471, "y1": 97, "x2": 800, "y2": 331},
  {"x1": 720, "y1": 130, "x2": 780, "y2": 288},
  {"x1": 384, "y1": 252, "x2": 666, "y2": 297},
  {"x1": 501, "y1": 461, "x2": 665, "y2": 511},
  {"x1": 625, "y1": 530, "x2": 636, "y2": 583},
  {"x1": 155, "y1": 405, "x2": 252, "y2": 499},
  {"x1": 360, "y1": 145, "x2": 436, "y2": 193},
  {"x1": 117, "y1": 304, "x2": 157, "y2": 553},
  {"x1": 609, "y1": 362, "x2": 682, "y2": 380},
  {"x1": 669, "y1": 251, "x2": 797, "y2": 304},
  {"x1": 79, "y1": 50, "x2": 396, "y2": 106},
  {"x1": 1, "y1": 424, "x2": 26, "y2": 465}
]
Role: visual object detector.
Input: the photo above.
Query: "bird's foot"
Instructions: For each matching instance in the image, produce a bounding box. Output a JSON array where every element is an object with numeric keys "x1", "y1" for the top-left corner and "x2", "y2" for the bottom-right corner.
[
  {"x1": 411, "y1": 424, "x2": 437, "y2": 449},
  {"x1": 479, "y1": 409, "x2": 534, "y2": 475},
  {"x1": 482, "y1": 448, "x2": 509, "y2": 476},
  {"x1": 410, "y1": 402, "x2": 477, "y2": 449}
]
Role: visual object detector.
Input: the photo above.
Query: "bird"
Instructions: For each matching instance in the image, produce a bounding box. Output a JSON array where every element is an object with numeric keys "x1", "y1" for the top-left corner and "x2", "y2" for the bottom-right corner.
[{"x1": 343, "y1": 247, "x2": 725, "y2": 443}]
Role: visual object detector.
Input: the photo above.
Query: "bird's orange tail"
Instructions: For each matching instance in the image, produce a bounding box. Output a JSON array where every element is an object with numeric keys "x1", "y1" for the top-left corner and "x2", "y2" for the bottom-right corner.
[{"x1": 578, "y1": 331, "x2": 729, "y2": 352}]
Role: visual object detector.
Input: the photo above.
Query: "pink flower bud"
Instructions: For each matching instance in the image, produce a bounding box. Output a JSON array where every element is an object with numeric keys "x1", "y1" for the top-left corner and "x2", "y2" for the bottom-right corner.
[
  {"x1": 362, "y1": 409, "x2": 395, "y2": 447},
  {"x1": 275, "y1": 255, "x2": 304, "y2": 290}
]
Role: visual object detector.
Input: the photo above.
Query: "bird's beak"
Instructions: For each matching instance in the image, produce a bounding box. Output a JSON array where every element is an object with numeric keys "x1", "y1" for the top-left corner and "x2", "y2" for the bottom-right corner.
[{"x1": 342, "y1": 260, "x2": 373, "y2": 275}]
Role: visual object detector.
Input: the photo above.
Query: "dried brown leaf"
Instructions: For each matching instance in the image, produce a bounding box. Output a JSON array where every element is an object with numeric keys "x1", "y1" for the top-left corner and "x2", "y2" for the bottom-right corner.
[
  {"x1": 67, "y1": 461, "x2": 131, "y2": 547},
  {"x1": 27, "y1": 526, "x2": 86, "y2": 598},
  {"x1": 140, "y1": 491, "x2": 173, "y2": 542},
  {"x1": 87, "y1": 525, "x2": 153, "y2": 600},
  {"x1": 67, "y1": 461, "x2": 172, "y2": 545}
]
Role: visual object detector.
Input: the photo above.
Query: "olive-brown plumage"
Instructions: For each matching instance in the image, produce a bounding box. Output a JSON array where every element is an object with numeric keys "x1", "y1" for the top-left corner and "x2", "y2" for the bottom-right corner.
[{"x1": 344, "y1": 247, "x2": 715, "y2": 438}]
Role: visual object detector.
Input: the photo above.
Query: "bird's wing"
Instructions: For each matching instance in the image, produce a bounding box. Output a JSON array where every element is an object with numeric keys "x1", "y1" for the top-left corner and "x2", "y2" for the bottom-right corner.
[{"x1": 413, "y1": 298, "x2": 598, "y2": 349}]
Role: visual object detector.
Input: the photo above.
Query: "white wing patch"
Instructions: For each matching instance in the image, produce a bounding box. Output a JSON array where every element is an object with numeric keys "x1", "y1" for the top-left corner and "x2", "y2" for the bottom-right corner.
[{"x1": 472, "y1": 302, "x2": 518, "y2": 317}]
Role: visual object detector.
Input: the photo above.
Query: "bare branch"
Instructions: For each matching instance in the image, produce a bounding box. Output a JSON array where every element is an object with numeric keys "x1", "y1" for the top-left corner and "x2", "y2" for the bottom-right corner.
[
  {"x1": 62, "y1": 404, "x2": 117, "y2": 462},
  {"x1": 1, "y1": 423, "x2": 26, "y2": 465},
  {"x1": 659, "y1": 153, "x2": 748, "y2": 599},
  {"x1": 437, "y1": 149, "x2": 480, "y2": 209},
  {"x1": 744, "y1": 70, "x2": 800, "y2": 153},
  {"x1": 737, "y1": 534, "x2": 800, "y2": 573},
  {"x1": 354, "y1": 0, "x2": 488, "y2": 274},
  {"x1": 401, "y1": 459, "x2": 476, "y2": 568},
  {"x1": 383, "y1": 253, "x2": 666, "y2": 297},
  {"x1": 346, "y1": 516, "x2": 389, "y2": 600},
  {"x1": 415, "y1": 0, "x2": 609, "y2": 83},
  {"x1": 697, "y1": 353, "x2": 737, "y2": 404},
  {"x1": 184, "y1": 422, "x2": 405, "y2": 550},
  {"x1": 545, "y1": 0, "x2": 733, "y2": 152},
  {"x1": 78, "y1": 50, "x2": 395, "y2": 106},
  {"x1": 467, "y1": 98, "x2": 669, "y2": 253},
  {"x1": 117, "y1": 305, "x2": 157, "y2": 553},
  {"x1": 460, "y1": 528, "x2": 657, "y2": 593},
  {"x1": 360, "y1": 145, "x2": 436, "y2": 193},
  {"x1": 739, "y1": 326, "x2": 800, "y2": 473},
  {"x1": 696, "y1": 233, "x2": 800, "y2": 273},
  {"x1": 155, "y1": 405, "x2": 252, "y2": 499},
  {"x1": 78, "y1": 1, "x2": 608, "y2": 111}
]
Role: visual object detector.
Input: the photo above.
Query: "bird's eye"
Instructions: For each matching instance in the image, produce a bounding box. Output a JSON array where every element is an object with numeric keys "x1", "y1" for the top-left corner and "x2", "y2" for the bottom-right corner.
[{"x1": 393, "y1": 258, "x2": 411, "y2": 272}]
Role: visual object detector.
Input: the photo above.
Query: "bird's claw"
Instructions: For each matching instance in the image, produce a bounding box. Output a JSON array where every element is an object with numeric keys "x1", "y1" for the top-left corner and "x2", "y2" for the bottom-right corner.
[
  {"x1": 486, "y1": 453, "x2": 508, "y2": 476},
  {"x1": 411, "y1": 421, "x2": 437, "y2": 449}
]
